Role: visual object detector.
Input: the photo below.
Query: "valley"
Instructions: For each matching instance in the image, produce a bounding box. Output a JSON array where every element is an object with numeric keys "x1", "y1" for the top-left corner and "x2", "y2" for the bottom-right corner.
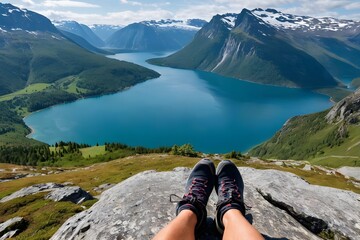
[
  {"x1": 0, "y1": 2, "x2": 359, "y2": 240},
  {"x1": 24, "y1": 52, "x2": 332, "y2": 153}
]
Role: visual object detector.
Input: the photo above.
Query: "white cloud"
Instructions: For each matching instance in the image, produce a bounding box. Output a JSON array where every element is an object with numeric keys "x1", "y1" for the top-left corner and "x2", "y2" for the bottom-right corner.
[
  {"x1": 14, "y1": 0, "x2": 360, "y2": 25},
  {"x1": 344, "y1": 2, "x2": 360, "y2": 10},
  {"x1": 281, "y1": 0, "x2": 351, "y2": 18},
  {"x1": 43, "y1": 0, "x2": 100, "y2": 8},
  {"x1": 175, "y1": 4, "x2": 229, "y2": 21},
  {"x1": 120, "y1": 0, "x2": 143, "y2": 6},
  {"x1": 213, "y1": 0, "x2": 295, "y2": 9},
  {"x1": 21, "y1": 0, "x2": 36, "y2": 5},
  {"x1": 40, "y1": 9, "x2": 174, "y2": 25}
]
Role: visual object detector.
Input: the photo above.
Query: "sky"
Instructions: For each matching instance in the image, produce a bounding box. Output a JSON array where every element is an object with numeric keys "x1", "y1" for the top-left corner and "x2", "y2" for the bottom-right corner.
[{"x1": 6, "y1": 0, "x2": 360, "y2": 26}]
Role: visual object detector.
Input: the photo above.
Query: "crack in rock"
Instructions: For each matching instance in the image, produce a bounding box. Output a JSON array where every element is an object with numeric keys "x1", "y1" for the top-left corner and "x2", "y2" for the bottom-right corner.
[{"x1": 257, "y1": 189, "x2": 349, "y2": 240}]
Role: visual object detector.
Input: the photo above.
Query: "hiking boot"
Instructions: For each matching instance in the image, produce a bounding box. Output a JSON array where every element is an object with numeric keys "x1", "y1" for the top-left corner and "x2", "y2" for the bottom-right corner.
[
  {"x1": 215, "y1": 160, "x2": 245, "y2": 234},
  {"x1": 176, "y1": 158, "x2": 215, "y2": 236}
]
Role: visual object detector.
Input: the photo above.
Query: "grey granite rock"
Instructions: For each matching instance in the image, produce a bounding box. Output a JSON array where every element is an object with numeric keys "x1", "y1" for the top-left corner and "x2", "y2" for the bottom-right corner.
[
  {"x1": 51, "y1": 167, "x2": 360, "y2": 240},
  {"x1": 0, "y1": 230, "x2": 18, "y2": 240},
  {"x1": 45, "y1": 186, "x2": 93, "y2": 204},
  {"x1": 326, "y1": 88, "x2": 360, "y2": 124},
  {"x1": 241, "y1": 168, "x2": 360, "y2": 239},
  {"x1": 93, "y1": 183, "x2": 116, "y2": 193},
  {"x1": 337, "y1": 167, "x2": 360, "y2": 181},
  {"x1": 302, "y1": 164, "x2": 312, "y2": 171},
  {"x1": 0, "y1": 183, "x2": 64, "y2": 203},
  {"x1": 0, "y1": 217, "x2": 26, "y2": 239}
]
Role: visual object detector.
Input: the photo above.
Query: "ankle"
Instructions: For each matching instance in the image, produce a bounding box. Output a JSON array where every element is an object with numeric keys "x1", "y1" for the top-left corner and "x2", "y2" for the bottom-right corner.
[
  {"x1": 223, "y1": 209, "x2": 243, "y2": 226},
  {"x1": 178, "y1": 209, "x2": 197, "y2": 226}
]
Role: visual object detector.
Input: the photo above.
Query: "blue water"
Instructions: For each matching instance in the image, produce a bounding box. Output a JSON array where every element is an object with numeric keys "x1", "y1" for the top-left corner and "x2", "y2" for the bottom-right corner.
[{"x1": 24, "y1": 52, "x2": 333, "y2": 153}]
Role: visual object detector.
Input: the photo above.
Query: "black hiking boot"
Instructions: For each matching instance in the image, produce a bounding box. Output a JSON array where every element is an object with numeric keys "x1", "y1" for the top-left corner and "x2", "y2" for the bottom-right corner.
[
  {"x1": 176, "y1": 158, "x2": 215, "y2": 237},
  {"x1": 215, "y1": 160, "x2": 245, "y2": 234}
]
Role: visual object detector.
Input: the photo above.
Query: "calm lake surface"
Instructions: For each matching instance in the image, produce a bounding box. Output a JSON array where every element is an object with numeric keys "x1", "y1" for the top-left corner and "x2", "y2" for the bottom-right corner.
[{"x1": 24, "y1": 52, "x2": 333, "y2": 153}]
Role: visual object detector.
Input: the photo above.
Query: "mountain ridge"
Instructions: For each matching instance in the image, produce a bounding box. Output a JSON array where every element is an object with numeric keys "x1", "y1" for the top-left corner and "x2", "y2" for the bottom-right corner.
[
  {"x1": 252, "y1": 8, "x2": 360, "y2": 35},
  {"x1": 149, "y1": 9, "x2": 360, "y2": 89},
  {"x1": 0, "y1": 3, "x2": 57, "y2": 33},
  {"x1": 106, "y1": 19, "x2": 207, "y2": 51},
  {"x1": 89, "y1": 24, "x2": 122, "y2": 41},
  {"x1": 53, "y1": 20, "x2": 104, "y2": 47}
]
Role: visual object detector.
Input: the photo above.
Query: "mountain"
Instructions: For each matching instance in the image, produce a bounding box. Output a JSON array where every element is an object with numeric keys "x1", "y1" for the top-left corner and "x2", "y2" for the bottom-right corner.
[
  {"x1": 89, "y1": 24, "x2": 122, "y2": 41},
  {"x1": 149, "y1": 9, "x2": 360, "y2": 89},
  {"x1": 60, "y1": 30, "x2": 111, "y2": 55},
  {"x1": 250, "y1": 88, "x2": 360, "y2": 167},
  {"x1": 53, "y1": 20, "x2": 104, "y2": 47},
  {"x1": 0, "y1": 3, "x2": 160, "y2": 146},
  {"x1": 0, "y1": 3, "x2": 57, "y2": 33},
  {"x1": 106, "y1": 19, "x2": 207, "y2": 51},
  {"x1": 0, "y1": 3, "x2": 159, "y2": 95},
  {"x1": 250, "y1": 8, "x2": 360, "y2": 81}
]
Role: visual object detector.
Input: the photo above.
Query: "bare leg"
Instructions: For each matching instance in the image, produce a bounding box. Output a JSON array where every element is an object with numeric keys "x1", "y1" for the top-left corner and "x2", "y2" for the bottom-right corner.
[
  {"x1": 153, "y1": 159, "x2": 215, "y2": 240},
  {"x1": 152, "y1": 210, "x2": 197, "y2": 240},
  {"x1": 223, "y1": 209, "x2": 264, "y2": 240}
]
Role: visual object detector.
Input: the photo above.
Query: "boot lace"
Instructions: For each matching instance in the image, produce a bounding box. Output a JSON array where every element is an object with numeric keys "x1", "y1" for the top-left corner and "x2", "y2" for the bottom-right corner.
[
  {"x1": 218, "y1": 177, "x2": 242, "y2": 204},
  {"x1": 170, "y1": 177, "x2": 208, "y2": 205}
]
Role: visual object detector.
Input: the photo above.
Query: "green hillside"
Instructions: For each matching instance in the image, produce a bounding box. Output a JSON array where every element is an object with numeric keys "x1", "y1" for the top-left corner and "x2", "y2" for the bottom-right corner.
[
  {"x1": 250, "y1": 89, "x2": 360, "y2": 168},
  {"x1": 0, "y1": 32, "x2": 159, "y2": 95},
  {"x1": 0, "y1": 31, "x2": 160, "y2": 146}
]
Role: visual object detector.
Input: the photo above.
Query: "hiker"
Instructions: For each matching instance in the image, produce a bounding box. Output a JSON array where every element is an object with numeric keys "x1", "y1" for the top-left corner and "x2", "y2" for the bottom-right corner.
[{"x1": 152, "y1": 158, "x2": 264, "y2": 240}]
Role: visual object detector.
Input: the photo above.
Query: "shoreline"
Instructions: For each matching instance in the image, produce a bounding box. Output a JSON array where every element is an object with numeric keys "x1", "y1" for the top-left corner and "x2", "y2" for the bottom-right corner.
[
  {"x1": 19, "y1": 53, "x2": 340, "y2": 151},
  {"x1": 21, "y1": 76, "x2": 159, "y2": 143},
  {"x1": 26, "y1": 125, "x2": 35, "y2": 139}
]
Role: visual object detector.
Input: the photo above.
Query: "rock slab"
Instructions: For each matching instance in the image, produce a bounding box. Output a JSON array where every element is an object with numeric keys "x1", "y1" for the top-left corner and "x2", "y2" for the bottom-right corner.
[
  {"x1": 0, "y1": 217, "x2": 27, "y2": 239},
  {"x1": 0, "y1": 183, "x2": 92, "y2": 205},
  {"x1": 0, "y1": 183, "x2": 64, "y2": 203},
  {"x1": 46, "y1": 186, "x2": 93, "y2": 204},
  {"x1": 51, "y1": 167, "x2": 360, "y2": 240},
  {"x1": 242, "y1": 168, "x2": 360, "y2": 239},
  {"x1": 337, "y1": 167, "x2": 360, "y2": 181}
]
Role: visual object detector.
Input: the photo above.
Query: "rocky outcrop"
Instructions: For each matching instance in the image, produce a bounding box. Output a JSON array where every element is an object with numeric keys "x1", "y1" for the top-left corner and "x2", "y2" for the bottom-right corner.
[
  {"x1": 93, "y1": 183, "x2": 115, "y2": 193},
  {"x1": 337, "y1": 167, "x2": 360, "y2": 181},
  {"x1": 0, "y1": 183, "x2": 92, "y2": 204},
  {"x1": 243, "y1": 168, "x2": 360, "y2": 239},
  {"x1": 51, "y1": 167, "x2": 360, "y2": 240},
  {"x1": 0, "y1": 183, "x2": 64, "y2": 203},
  {"x1": 0, "y1": 217, "x2": 27, "y2": 239},
  {"x1": 326, "y1": 88, "x2": 360, "y2": 124},
  {"x1": 45, "y1": 186, "x2": 93, "y2": 204}
]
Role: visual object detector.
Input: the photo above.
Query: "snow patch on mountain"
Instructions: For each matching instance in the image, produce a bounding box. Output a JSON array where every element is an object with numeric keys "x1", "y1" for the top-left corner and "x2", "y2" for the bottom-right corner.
[
  {"x1": 141, "y1": 19, "x2": 205, "y2": 31},
  {"x1": 89, "y1": 24, "x2": 122, "y2": 30},
  {"x1": 252, "y1": 8, "x2": 360, "y2": 32},
  {"x1": 8, "y1": 8, "x2": 21, "y2": 14},
  {"x1": 52, "y1": 20, "x2": 79, "y2": 31},
  {"x1": 1, "y1": 4, "x2": 28, "y2": 21},
  {"x1": 221, "y1": 14, "x2": 237, "y2": 30}
]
